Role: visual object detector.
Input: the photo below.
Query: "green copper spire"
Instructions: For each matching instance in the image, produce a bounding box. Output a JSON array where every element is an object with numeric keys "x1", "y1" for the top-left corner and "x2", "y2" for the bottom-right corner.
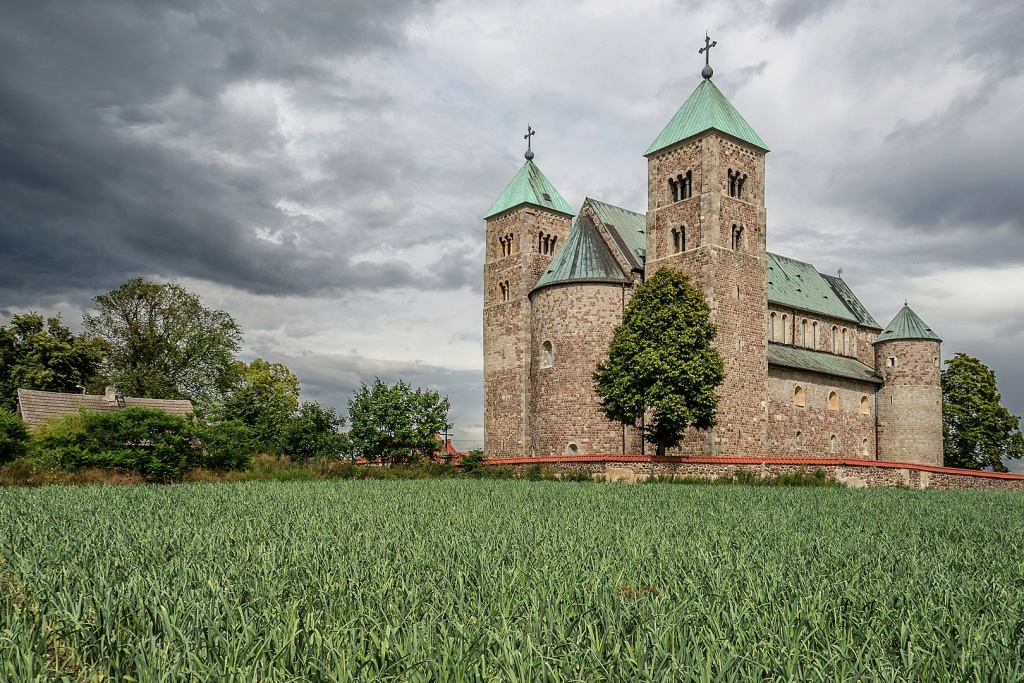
[
  {"x1": 484, "y1": 139, "x2": 574, "y2": 220},
  {"x1": 874, "y1": 304, "x2": 942, "y2": 344},
  {"x1": 645, "y1": 74, "x2": 769, "y2": 156}
]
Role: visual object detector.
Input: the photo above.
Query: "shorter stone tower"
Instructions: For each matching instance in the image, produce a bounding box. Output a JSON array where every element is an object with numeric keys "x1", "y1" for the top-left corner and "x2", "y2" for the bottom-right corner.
[{"x1": 874, "y1": 304, "x2": 943, "y2": 465}]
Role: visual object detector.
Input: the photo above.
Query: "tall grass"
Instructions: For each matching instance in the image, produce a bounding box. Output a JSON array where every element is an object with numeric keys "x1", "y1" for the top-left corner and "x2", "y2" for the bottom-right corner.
[{"x1": 2, "y1": 480, "x2": 1023, "y2": 681}]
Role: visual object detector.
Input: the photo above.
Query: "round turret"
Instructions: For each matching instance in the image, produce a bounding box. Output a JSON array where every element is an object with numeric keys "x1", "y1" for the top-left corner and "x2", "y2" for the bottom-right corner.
[{"x1": 874, "y1": 304, "x2": 942, "y2": 466}]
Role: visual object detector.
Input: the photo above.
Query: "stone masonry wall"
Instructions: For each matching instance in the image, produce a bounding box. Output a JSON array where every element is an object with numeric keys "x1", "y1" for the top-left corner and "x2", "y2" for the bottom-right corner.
[
  {"x1": 875, "y1": 338, "x2": 943, "y2": 466},
  {"x1": 767, "y1": 305, "x2": 878, "y2": 366},
  {"x1": 529, "y1": 282, "x2": 633, "y2": 456},
  {"x1": 767, "y1": 366, "x2": 877, "y2": 459}
]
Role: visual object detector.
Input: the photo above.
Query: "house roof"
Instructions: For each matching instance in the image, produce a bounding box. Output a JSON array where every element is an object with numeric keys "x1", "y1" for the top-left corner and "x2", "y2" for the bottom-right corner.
[
  {"x1": 767, "y1": 343, "x2": 883, "y2": 385},
  {"x1": 874, "y1": 305, "x2": 941, "y2": 344},
  {"x1": 645, "y1": 79, "x2": 769, "y2": 156},
  {"x1": 821, "y1": 274, "x2": 882, "y2": 329},
  {"x1": 15, "y1": 389, "x2": 194, "y2": 428},
  {"x1": 532, "y1": 215, "x2": 630, "y2": 293},
  {"x1": 484, "y1": 159, "x2": 574, "y2": 219},
  {"x1": 586, "y1": 198, "x2": 647, "y2": 269},
  {"x1": 767, "y1": 252, "x2": 866, "y2": 326}
]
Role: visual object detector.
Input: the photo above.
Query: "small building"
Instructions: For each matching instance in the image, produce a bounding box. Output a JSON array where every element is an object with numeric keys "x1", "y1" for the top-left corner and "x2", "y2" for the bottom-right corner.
[{"x1": 15, "y1": 386, "x2": 194, "y2": 429}]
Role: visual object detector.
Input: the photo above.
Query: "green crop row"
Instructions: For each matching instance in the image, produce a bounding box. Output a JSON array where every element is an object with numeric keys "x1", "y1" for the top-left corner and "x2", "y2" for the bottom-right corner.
[{"x1": 2, "y1": 480, "x2": 1023, "y2": 681}]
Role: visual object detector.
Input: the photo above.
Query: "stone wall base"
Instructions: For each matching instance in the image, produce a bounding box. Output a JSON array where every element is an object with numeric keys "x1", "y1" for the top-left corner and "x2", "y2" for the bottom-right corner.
[{"x1": 485, "y1": 456, "x2": 1024, "y2": 491}]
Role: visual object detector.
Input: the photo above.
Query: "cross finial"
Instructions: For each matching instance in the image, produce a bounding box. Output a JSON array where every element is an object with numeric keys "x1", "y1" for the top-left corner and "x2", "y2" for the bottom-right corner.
[
  {"x1": 524, "y1": 124, "x2": 536, "y2": 160},
  {"x1": 837, "y1": 267, "x2": 844, "y2": 278},
  {"x1": 699, "y1": 33, "x2": 717, "y2": 79}
]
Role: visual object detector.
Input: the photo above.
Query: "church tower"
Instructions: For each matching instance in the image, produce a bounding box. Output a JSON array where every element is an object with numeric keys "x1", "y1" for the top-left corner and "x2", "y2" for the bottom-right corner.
[
  {"x1": 643, "y1": 40, "x2": 770, "y2": 457},
  {"x1": 483, "y1": 132, "x2": 574, "y2": 458}
]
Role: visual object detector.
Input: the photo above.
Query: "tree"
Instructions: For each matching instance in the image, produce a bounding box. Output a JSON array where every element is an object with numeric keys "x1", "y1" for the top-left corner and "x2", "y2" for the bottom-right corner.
[
  {"x1": 282, "y1": 402, "x2": 348, "y2": 463},
  {"x1": 0, "y1": 313, "x2": 108, "y2": 411},
  {"x1": 83, "y1": 278, "x2": 242, "y2": 408},
  {"x1": 0, "y1": 408, "x2": 30, "y2": 464},
  {"x1": 593, "y1": 267, "x2": 725, "y2": 456},
  {"x1": 219, "y1": 359, "x2": 300, "y2": 453},
  {"x1": 347, "y1": 378, "x2": 451, "y2": 463},
  {"x1": 942, "y1": 352, "x2": 1024, "y2": 472}
]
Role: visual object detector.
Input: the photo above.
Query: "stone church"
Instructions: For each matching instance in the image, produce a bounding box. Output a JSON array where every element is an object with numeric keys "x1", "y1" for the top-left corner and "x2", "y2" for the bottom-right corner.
[{"x1": 482, "y1": 53, "x2": 943, "y2": 466}]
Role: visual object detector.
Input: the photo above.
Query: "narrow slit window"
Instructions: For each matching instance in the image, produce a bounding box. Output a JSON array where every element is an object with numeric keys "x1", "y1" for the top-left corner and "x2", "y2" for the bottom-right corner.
[
  {"x1": 827, "y1": 391, "x2": 839, "y2": 411},
  {"x1": 794, "y1": 385, "x2": 805, "y2": 407},
  {"x1": 541, "y1": 340, "x2": 553, "y2": 368}
]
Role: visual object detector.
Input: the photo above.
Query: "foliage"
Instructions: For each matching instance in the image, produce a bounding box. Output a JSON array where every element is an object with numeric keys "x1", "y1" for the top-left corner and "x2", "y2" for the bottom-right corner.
[
  {"x1": 83, "y1": 278, "x2": 242, "y2": 409},
  {"x1": 2, "y1": 482, "x2": 1024, "y2": 680},
  {"x1": 33, "y1": 407, "x2": 197, "y2": 482},
  {"x1": 460, "y1": 450, "x2": 486, "y2": 474},
  {"x1": 645, "y1": 467, "x2": 842, "y2": 487},
  {"x1": 281, "y1": 402, "x2": 348, "y2": 463},
  {"x1": 347, "y1": 378, "x2": 451, "y2": 463},
  {"x1": 942, "y1": 352, "x2": 1024, "y2": 472},
  {"x1": 0, "y1": 408, "x2": 30, "y2": 464},
  {"x1": 219, "y1": 359, "x2": 300, "y2": 453},
  {"x1": 593, "y1": 268, "x2": 725, "y2": 455},
  {"x1": 194, "y1": 420, "x2": 257, "y2": 471},
  {"x1": 0, "y1": 312, "x2": 108, "y2": 411}
]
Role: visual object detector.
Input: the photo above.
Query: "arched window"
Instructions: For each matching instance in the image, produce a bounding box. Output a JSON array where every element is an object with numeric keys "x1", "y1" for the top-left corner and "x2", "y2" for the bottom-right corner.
[
  {"x1": 671, "y1": 228, "x2": 682, "y2": 253},
  {"x1": 781, "y1": 315, "x2": 788, "y2": 344},
  {"x1": 812, "y1": 322, "x2": 818, "y2": 348},
  {"x1": 860, "y1": 395, "x2": 870, "y2": 415},
  {"x1": 541, "y1": 341, "x2": 553, "y2": 368},
  {"x1": 830, "y1": 434, "x2": 838, "y2": 453},
  {"x1": 794, "y1": 385, "x2": 805, "y2": 407},
  {"x1": 862, "y1": 438, "x2": 869, "y2": 457},
  {"x1": 796, "y1": 430, "x2": 804, "y2": 447},
  {"x1": 550, "y1": 236, "x2": 557, "y2": 253},
  {"x1": 682, "y1": 170, "x2": 693, "y2": 199},
  {"x1": 498, "y1": 282, "x2": 506, "y2": 300},
  {"x1": 827, "y1": 391, "x2": 839, "y2": 411},
  {"x1": 727, "y1": 168, "x2": 735, "y2": 196},
  {"x1": 736, "y1": 173, "x2": 747, "y2": 198},
  {"x1": 567, "y1": 443, "x2": 578, "y2": 456},
  {"x1": 731, "y1": 224, "x2": 743, "y2": 251},
  {"x1": 801, "y1": 320, "x2": 808, "y2": 347},
  {"x1": 769, "y1": 312, "x2": 777, "y2": 342},
  {"x1": 841, "y1": 328, "x2": 848, "y2": 355},
  {"x1": 831, "y1": 326, "x2": 838, "y2": 353},
  {"x1": 668, "y1": 177, "x2": 679, "y2": 202}
]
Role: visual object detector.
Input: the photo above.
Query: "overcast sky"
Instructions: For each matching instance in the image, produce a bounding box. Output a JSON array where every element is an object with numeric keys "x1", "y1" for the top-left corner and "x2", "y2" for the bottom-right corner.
[{"x1": 2, "y1": 0, "x2": 1023, "y2": 467}]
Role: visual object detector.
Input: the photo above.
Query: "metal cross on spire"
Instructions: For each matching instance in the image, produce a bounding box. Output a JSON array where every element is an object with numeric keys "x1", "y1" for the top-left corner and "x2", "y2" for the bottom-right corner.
[
  {"x1": 699, "y1": 33, "x2": 717, "y2": 79},
  {"x1": 524, "y1": 124, "x2": 536, "y2": 160}
]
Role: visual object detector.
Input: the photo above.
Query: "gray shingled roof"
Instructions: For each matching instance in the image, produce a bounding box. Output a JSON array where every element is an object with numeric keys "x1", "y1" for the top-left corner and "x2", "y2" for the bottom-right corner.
[
  {"x1": 532, "y1": 215, "x2": 630, "y2": 293},
  {"x1": 767, "y1": 252, "x2": 865, "y2": 325},
  {"x1": 821, "y1": 274, "x2": 881, "y2": 329},
  {"x1": 874, "y1": 305, "x2": 941, "y2": 344},
  {"x1": 767, "y1": 343, "x2": 883, "y2": 385},
  {"x1": 16, "y1": 389, "x2": 194, "y2": 428},
  {"x1": 586, "y1": 198, "x2": 647, "y2": 268}
]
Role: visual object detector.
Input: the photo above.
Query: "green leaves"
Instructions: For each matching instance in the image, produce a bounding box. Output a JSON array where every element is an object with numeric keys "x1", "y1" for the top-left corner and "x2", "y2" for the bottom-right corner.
[
  {"x1": 219, "y1": 359, "x2": 301, "y2": 454},
  {"x1": 594, "y1": 268, "x2": 725, "y2": 455},
  {"x1": 348, "y1": 378, "x2": 451, "y2": 463},
  {"x1": 942, "y1": 352, "x2": 1024, "y2": 472},
  {"x1": 281, "y1": 402, "x2": 347, "y2": 463},
  {"x1": 0, "y1": 408, "x2": 29, "y2": 464}
]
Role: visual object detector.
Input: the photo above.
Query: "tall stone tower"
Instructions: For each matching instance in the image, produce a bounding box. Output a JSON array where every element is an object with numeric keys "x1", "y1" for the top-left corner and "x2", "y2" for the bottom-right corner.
[
  {"x1": 483, "y1": 139, "x2": 573, "y2": 458},
  {"x1": 642, "y1": 52, "x2": 770, "y2": 457},
  {"x1": 874, "y1": 304, "x2": 943, "y2": 465}
]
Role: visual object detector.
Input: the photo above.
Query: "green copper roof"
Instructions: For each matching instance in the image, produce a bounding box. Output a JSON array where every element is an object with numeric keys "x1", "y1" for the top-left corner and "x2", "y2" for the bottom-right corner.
[
  {"x1": 874, "y1": 305, "x2": 941, "y2": 344},
  {"x1": 484, "y1": 159, "x2": 574, "y2": 220},
  {"x1": 586, "y1": 198, "x2": 647, "y2": 268},
  {"x1": 532, "y1": 215, "x2": 630, "y2": 293},
  {"x1": 768, "y1": 343, "x2": 883, "y2": 385},
  {"x1": 767, "y1": 253, "x2": 861, "y2": 324},
  {"x1": 822, "y1": 274, "x2": 881, "y2": 329},
  {"x1": 645, "y1": 79, "x2": 769, "y2": 156}
]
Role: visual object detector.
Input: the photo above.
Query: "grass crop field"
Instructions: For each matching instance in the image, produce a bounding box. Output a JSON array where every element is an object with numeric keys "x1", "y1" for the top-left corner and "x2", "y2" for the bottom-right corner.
[{"x1": 2, "y1": 480, "x2": 1024, "y2": 682}]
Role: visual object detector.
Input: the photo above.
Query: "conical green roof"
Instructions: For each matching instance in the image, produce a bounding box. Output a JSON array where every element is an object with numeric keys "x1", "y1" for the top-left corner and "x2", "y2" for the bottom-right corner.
[
  {"x1": 645, "y1": 79, "x2": 769, "y2": 156},
  {"x1": 484, "y1": 159, "x2": 574, "y2": 219},
  {"x1": 532, "y1": 216, "x2": 629, "y2": 293},
  {"x1": 874, "y1": 305, "x2": 941, "y2": 344}
]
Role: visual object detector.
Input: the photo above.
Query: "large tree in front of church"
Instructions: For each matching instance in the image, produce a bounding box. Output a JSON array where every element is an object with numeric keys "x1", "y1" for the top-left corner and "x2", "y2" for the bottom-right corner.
[
  {"x1": 84, "y1": 278, "x2": 242, "y2": 409},
  {"x1": 942, "y1": 352, "x2": 1024, "y2": 472},
  {"x1": 593, "y1": 268, "x2": 724, "y2": 456}
]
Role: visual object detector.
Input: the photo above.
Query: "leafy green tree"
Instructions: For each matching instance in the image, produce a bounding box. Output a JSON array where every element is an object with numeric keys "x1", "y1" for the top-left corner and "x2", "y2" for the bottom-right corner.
[
  {"x1": 0, "y1": 313, "x2": 108, "y2": 410},
  {"x1": 942, "y1": 352, "x2": 1024, "y2": 472},
  {"x1": 0, "y1": 408, "x2": 30, "y2": 464},
  {"x1": 219, "y1": 359, "x2": 300, "y2": 453},
  {"x1": 348, "y1": 378, "x2": 451, "y2": 463},
  {"x1": 282, "y1": 402, "x2": 348, "y2": 463},
  {"x1": 194, "y1": 420, "x2": 257, "y2": 471},
  {"x1": 83, "y1": 278, "x2": 242, "y2": 408},
  {"x1": 593, "y1": 267, "x2": 725, "y2": 456}
]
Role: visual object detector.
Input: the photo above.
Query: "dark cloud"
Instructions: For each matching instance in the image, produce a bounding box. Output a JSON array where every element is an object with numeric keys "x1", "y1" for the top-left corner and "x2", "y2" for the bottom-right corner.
[{"x1": 770, "y1": 0, "x2": 846, "y2": 32}]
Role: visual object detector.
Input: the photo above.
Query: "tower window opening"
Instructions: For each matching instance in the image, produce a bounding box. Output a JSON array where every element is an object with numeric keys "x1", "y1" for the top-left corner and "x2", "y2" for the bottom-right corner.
[
  {"x1": 827, "y1": 391, "x2": 839, "y2": 411},
  {"x1": 830, "y1": 434, "x2": 838, "y2": 453},
  {"x1": 860, "y1": 395, "x2": 870, "y2": 415},
  {"x1": 794, "y1": 385, "x2": 805, "y2": 407},
  {"x1": 801, "y1": 320, "x2": 808, "y2": 347},
  {"x1": 732, "y1": 224, "x2": 743, "y2": 251},
  {"x1": 831, "y1": 326, "x2": 839, "y2": 353},
  {"x1": 736, "y1": 173, "x2": 747, "y2": 198},
  {"x1": 671, "y1": 228, "x2": 682, "y2": 253},
  {"x1": 541, "y1": 340, "x2": 553, "y2": 368},
  {"x1": 567, "y1": 443, "x2": 578, "y2": 456},
  {"x1": 862, "y1": 438, "x2": 869, "y2": 457},
  {"x1": 683, "y1": 170, "x2": 692, "y2": 199},
  {"x1": 886, "y1": 357, "x2": 897, "y2": 368},
  {"x1": 769, "y1": 312, "x2": 777, "y2": 342},
  {"x1": 812, "y1": 321, "x2": 818, "y2": 348},
  {"x1": 668, "y1": 177, "x2": 679, "y2": 202},
  {"x1": 842, "y1": 328, "x2": 848, "y2": 355},
  {"x1": 888, "y1": 395, "x2": 894, "y2": 405},
  {"x1": 781, "y1": 314, "x2": 788, "y2": 344},
  {"x1": 728, "y1": 168, "x2": 736, "y2": 197},
  {"x1": 549, "y1": 236, "x2": 556, "y2": 253},
  {"x1": 796, "y1": 430, "x2": 804, "y2": 446}
]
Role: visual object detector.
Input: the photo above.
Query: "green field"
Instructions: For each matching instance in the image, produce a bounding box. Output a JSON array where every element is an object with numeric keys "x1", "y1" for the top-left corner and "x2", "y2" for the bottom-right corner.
[{"x1": 2, "y1": 480, "x2": 1023, "y2": 682}]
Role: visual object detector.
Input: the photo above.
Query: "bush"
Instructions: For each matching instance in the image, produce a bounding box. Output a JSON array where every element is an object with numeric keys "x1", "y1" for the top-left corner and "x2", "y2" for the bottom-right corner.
[
  {"x1": 195, "y1": 420, "x2": 256, "y2": 471},
  {"x1": 282, "y1": 402, "x2": 348, "y2": 463},
  {"x1": 0, "y1": 408, "x2": 29, "y2": 464},
  {"x1": 460, "y1": 450, "x2": 485, "y2": 475},
  {"x1": 34, "y1": 407, "x2": 197, "y2": 482}
]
